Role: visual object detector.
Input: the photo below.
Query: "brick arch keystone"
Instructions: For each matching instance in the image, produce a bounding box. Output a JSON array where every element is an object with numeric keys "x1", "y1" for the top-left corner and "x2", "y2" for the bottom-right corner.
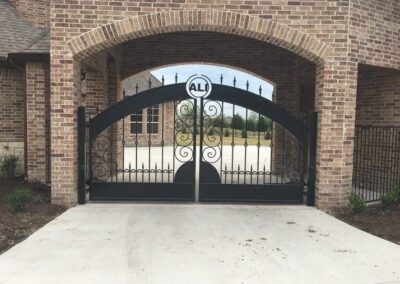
[{"x1": 67, "y1": 10, "x2": 333, "y2": 63}]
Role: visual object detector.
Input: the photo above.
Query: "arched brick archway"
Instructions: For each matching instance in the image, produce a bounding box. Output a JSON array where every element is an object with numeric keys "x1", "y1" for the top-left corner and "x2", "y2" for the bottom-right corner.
[
  {"x1": 52, "y1": 9, "x2": 359, "y2": 212},
  {"x1": 67, "y1": 10, "x2": 332, "y2": 63}
]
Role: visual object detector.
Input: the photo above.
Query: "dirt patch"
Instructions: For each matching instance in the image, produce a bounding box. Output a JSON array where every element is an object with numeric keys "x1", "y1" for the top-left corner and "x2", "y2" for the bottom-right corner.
[
  {"x1": 0, "y1": 179, "x2": 66, "y2": 254},
  {"x1": 336, "y1": 204, "x2": 400, "y2": 245}
]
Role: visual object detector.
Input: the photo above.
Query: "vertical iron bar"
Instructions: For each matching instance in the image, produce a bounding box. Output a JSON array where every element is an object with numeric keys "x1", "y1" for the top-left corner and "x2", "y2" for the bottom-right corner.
[
  {"x1": 173, "y1": 100, "x2": 176, "y2": 180},
  {"x1": 281, "y1": 127, "x2": 285, "y2": 184},
  {"x1": 384, "y1": 128, "x2": 391, "y2": 196},
  {"x1": 354, "y1": 126, "x2": 359, "y2": 197},
  {"x1": 256, "y1": 113, "x2": 261, "y2": 185},
  {"x1": 231, "y1": 104, "x2": 235, "y2": 184},
  {"x1": 395, "y1": 129, "x2": 400, "y2": 187},
  {"x1": 161, "y1": 102, "x2": 165, "y2": 182},
  {"x1": 364, "y1": 127, "x2": 369, "y2": 201},
  {"x1": 244, "y1": 107, "x2": 248, "y2": 184},
  {"x1": 306, "y1": 112, "x2": 317, "y2": 206},
  {"x1": 237, "y1": 165, "x2": 240, "y2": 184},
  {"x1": 224, "y1": 164, "x2": 227, "y2": 184},
  {"x1": 155, "y1": 163, "x2": 157, "y2": 183},
  {"x1": 220, "y1": 102, "x2": 224, "y2": 178},
  {"x1": 135, "y1": 113, "x2": 138, "y2": 183},
  {"x1": 122, "y1": 116, "x2": 125, "y2": 182},
  {"x1": 78, "y1": 107, "x2": 86, "y2": 204},
  {"x1": 199, "y1": 98, "x2": 204, "y2": 188},
  {"x1": 270, "y1": 121, "x2": 274, "y2": 184},
  {"x1": 361, "y1": 127, "x2": 366, "y2": 199},
  {"x1": 374, "y1": 127, "x2": 379, "y2": 201},
  {"x1": 388, "y1": 128, "x2": 395, "y2": 192},
  {"x1": 148, "y1": 107, "x2": 151, "y2": 182},
  {"x1": 129, "y1": 162, "x2": 131, "y2": 183},
  {"x1": 193, "y1": 99, "x2": 198, "y2": 192}
]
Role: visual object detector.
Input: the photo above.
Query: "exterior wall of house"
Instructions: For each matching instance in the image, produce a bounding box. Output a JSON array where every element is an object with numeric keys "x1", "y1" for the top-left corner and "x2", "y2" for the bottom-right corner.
[
  {"x1": 25, "y1": 62, "x2": 51, "y2": 183},
  {"x1": 356, "y1": 65, "x2": 400, "y2": 127},
  {"x1": 353, "y1": 65, "x2": 400, "y2": 196},
  {"x1": 45, "y1": 0, "x2": 399, "y2": 210},
  {"x1": 122, "y1": 72, "x2": 174, "y2": 147},
  {"x1": 0, "y1": 66, "x2": 25, "y2": 176},
  {"x1": 349, "y1": 0, "x2": 400, "y2": 70},
  {"x1": 8, "y1": 0, "x2": 50, "y2": 30}
]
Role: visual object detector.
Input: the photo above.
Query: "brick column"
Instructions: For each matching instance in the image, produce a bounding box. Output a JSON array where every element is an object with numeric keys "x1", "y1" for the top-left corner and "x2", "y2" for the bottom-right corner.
[
  {"x1": 50, "y1": 56, "x2": 81, "y2": 206},
  {"x1": 26, "y1": 62, "x2": 50, "y2": 183},
  {"x1": 314, "y1": 60, "x2": 358, "y2": 211}
]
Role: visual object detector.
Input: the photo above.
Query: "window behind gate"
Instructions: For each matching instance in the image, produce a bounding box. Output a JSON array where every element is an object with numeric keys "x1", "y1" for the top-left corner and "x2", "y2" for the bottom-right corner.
[
  {"x1": 130, "y1": 110, "x2": 143, "y2": 134},
  {"x1": 147, "y1": 105, "x2": 159, "y2": 134}
]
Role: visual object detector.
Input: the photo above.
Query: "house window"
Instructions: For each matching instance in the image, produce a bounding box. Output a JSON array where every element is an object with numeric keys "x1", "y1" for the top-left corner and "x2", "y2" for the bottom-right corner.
[
  {"x1": 147, "y1": 105, "x2": 159, "y2": 134},
  {"x1": 130, "y1": 110, "x2": 143, "y2": 134}
]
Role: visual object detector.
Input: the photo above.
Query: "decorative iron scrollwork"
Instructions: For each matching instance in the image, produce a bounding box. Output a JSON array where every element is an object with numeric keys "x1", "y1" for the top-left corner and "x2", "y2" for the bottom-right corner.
[{"x1": 174, "y1": 100, "x2": 196, "y2": 163}]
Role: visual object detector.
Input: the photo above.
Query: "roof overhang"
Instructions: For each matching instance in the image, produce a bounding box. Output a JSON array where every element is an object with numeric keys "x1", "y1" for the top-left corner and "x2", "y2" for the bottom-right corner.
[{"x1": 7, "y1": 52, "x2": 50, "y2": 62}]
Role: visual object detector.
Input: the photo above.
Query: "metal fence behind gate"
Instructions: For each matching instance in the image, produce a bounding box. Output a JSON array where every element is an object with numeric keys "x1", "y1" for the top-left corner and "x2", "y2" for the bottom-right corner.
[{"x1": 353, "y1": 125, "x2": 400, "y2": 202}]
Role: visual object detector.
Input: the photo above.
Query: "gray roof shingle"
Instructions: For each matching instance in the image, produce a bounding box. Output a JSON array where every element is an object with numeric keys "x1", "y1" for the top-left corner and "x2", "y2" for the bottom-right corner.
[{"x1": 0, "y1": 1, "x2": 49, "y2": 60}]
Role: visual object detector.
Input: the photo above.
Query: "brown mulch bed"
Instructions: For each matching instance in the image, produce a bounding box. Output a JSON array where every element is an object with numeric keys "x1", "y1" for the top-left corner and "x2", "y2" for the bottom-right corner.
[
  {"x1": 0, "y1": 178, "x2": 66, "y2": 254},
  {"x1": 336, "y1": 204, "x2": 400, "y2": 245}
]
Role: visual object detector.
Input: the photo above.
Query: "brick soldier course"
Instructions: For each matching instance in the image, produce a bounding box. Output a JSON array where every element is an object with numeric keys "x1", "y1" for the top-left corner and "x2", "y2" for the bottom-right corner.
[{"x1": 0, "y1": 0, "x2": 399, "y2": 211}]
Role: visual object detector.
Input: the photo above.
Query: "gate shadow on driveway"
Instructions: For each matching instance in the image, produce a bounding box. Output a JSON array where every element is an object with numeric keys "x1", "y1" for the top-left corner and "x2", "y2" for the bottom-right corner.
[{"x1": 0, "y1": 203, "x2": 399, "y2": 284}]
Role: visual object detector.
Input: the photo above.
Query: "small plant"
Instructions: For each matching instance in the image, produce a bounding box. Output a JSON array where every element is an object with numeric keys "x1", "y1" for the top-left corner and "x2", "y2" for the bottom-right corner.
[
  {"x1": 224, "y1": 129, "x2": 230, "y2": 137},
  {"x1": 265, "y1": 130, "x2": 272, "y2": 140},
  {"x1": 348, "y1": 192, "x2": 366, "y2": 214},
  {"x1": 241, "y1": 129, "x2": 247, "y2": 138},
  {"x1": 381, "y1": 190, "x2": 399, "y2": 210},
  {"x1": 6, "y1": 189, "x2": 34, "y2": 212},
  {"x1": 1, "y1": 154, "x2": 19, "y2": 179}
]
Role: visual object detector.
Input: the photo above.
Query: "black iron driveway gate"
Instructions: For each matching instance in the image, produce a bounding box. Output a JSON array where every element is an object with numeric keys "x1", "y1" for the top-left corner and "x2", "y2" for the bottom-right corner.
[{"x1": 77, "y1": 81, "x2": 317, "y2": 205}]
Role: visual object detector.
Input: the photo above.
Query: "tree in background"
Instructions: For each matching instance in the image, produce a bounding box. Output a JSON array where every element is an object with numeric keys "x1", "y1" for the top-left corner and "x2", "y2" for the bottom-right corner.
[
  {"x1": 257, "y1": 116, "x2": 272, "y2": 132},
  {"x1": 231, "y1": 114, "x2": 244, "y2": 130}
]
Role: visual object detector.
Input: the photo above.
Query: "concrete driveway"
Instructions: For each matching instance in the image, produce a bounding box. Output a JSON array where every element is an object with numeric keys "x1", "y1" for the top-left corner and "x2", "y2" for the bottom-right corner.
[{"x1": 0, "y1": 204, "x2": 399, "y2": 284}]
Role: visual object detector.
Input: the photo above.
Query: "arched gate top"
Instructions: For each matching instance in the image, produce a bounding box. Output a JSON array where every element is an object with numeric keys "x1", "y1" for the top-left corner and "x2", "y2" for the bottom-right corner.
[{"x1": 89, "y1": 83, "x2": 306, "y2": 142}]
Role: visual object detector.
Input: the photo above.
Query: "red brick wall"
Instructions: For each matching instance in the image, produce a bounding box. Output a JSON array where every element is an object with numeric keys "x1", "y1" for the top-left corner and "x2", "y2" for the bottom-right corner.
[
  {"x1": 25, "y1": 62, "x2": 51, "y2": 183},
  {"x1": 356, "y1": 65, "x2": 400, "y2": 126},
  {"x1": 0, "y1": 66, "x2": 25, "y2": 175},
  {"x1": 49, "y1": 1, "x2": 399, "y2": 210},
  {"x1": 350, "y1": 0, "x2": 400, "y2": 70},
  {"x1": 8, "y1": 0, "x2": 50, "y2": 30}
]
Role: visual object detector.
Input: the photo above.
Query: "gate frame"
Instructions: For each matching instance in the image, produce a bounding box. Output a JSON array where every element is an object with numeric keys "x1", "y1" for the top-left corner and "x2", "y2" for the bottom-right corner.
[{"x1": 77, "y1": 83, "x2": 317, "y2": 205}]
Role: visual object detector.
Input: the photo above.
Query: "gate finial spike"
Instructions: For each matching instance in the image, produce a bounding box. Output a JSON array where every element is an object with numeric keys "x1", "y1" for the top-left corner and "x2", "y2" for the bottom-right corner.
[
  {"x1": 220, "y1": 74, "x2": 223, "y2": 85},
  {"x1": 135, "y1": 83, "x2": 139, "y2": 94},
  {"x1": 148, "y1": 78, "x2": 152, "y2": 89},
  {"x1": 122, "y1": 88, "x2": 126, "y2": 98},
  {"x1": 233, "y1": 76, "x2": 236, "y2": 87},
  {"x1": 246, "y1": 80, "x2": 249, "y2": 91},
  {"x1": 162, "y1": 75, "x2": 165, "y2": 86},
  {"x1": 259, "y1": 85, "x2": 262, "y2": 96},
  {"x1": 175, "y1": 73, "x2": 178, "y2": 84}
]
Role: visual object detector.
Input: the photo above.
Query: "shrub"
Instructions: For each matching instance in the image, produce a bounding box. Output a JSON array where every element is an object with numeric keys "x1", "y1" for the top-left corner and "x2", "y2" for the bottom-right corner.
[
  {"x1": 381, "y1": 190, "x2": 399, "y2": 210},
  {"x1": 207, "y1": 128, "x2": 214, "y2": 136},
  {"x1": 348, "y1": 192, "x2": 366, "y2": 214},
  {"x1": 6, "y1": 189, "x2": 34, "y2": 212},
  {"x1": 224, "y1": 129, "x2": 230, "y2": 137},
  {"x1": 1, "y1": 154, "x2": 19, "y2": 179},
  {"x1": 264, "y1": 130, "x2": 272, "y2": 140}
]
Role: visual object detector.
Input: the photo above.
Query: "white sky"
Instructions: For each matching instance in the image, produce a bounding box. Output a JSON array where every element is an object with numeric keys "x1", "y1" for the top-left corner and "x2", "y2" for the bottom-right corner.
[{"x1": 151, "y1": 64, "x2": 274, "y2": 100}]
